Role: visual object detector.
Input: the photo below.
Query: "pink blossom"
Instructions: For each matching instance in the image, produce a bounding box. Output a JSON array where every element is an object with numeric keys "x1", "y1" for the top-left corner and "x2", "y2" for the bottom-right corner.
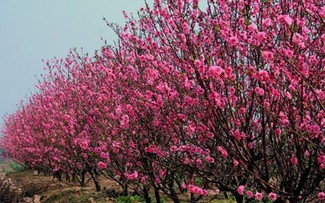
[
  {"x1": 216, "y1": 146, "x2": 229, "y2": 159},
  {"x1": 278, "y1": 15, "x2": 293, "y2": 25},
  {"x1": 256, "y1": 32, "x2": 266, "y2": 41},
  {"x1": 80, "y1": 139, "x2": 89, "y2": 149},
  {"x1": 318, "y1": 155, "x2": 325, "y2": 165},
  {"x1": 233, "y1": 159, "x2": 239, "y2": 166},
  {"x1": 170, "y1": 145, "x2": 178, "y2": 152},
  {"x1": 254, "y1": 87, "x2": 265, "y2": 96},
  {"x1": 194, "y1": 59, "x2": 201, "y2": 67},
  {"x1": 290, "y1": 157, "x2": 299, "y2": 165},
  {"x1": 237, "y1": 185, "x2": 245, "y2": 195},
  {"x1": 284, "y1": 15, "x2": 293, "y2": 25},
  {"x1": 228, "y1": 36, "x2": 239, "y2": 46},
  {"x1": 279, "y1": 112, "x2": 289, "y2": 126},
  {"x1": 205, "y1": 156, "x2": 215, "y2": 163},
  {"x1": 258, "y1": 70, "x2": 270, "y2": 82},
  {"x1": 179, "y1": 145, "x2": 187, "y2": 151},
  {"x1": 262, "y1": 18, "x2": 271, "y2": 27},
  {"x1": 120, "y1": 114, "x2": 129, "y2": 128},
  {"x1": 276, "y1": 128, "x2": 282, "y2": 136},
  {"x1": 320, "y1": 6, "x2": 325, "y2": 18},
  {"x1": 248, "y1": 24, "x2": 257, "y2": 32},
  {"x1": 293, "y1": 33, "x2": 302, "y2": 44},
  {"x1": 188, "y1": 184, "x2": 206, "y2": 195},
  {"x1": 318, "y1": 192, "x2": 325, "y2": 200},
  {"x1": 255, "y1": 192, "x2": 263, "y2": 201},
  {"x1": 125, "y1": 171, "x2": 138, "y2": 180},
  {"x1": 238, "y1": 107, "x2": 246, "y2": 114},
  {"x1": 285, "y1": 91, "x2": 292, "y2": 99},
  {"x1": 233, "y1": 130, "x2": 246, "y2": 141},
  {"x1": 182, "y1": 22, "x2": 190, "y2": 34},
  {"x1": 97, "y1": 161, "x2": 107, "y2": 169},
  {"x1": 207, "y1": 132, "x2": 214, "y2": 138},
  {"x1": 115, "y1": 106, "x2": 122, "y2": 115},
  {"x1": 246, "y1": 190, "x2": 254, "y2": 198},
  {"x1": 268, "y1": 192, "x2": 277, "y2": 202},
  {"x1": 261, "y1": 51, "x2": 274, "y2": 61},
  {"x1": 155, "y1": 176, "x2": 160, "y2": 184},
  {"x1": 181, "y1": 182, "x2": 187, "y2": 189},
  {"x1": 159, "y1": 169, "x2": 166, "y2": 177},
  {"x1": 208, "y1": 66, "x2": 225, "y2": 78},
  {"x1": 100, "y1": 152, "x2": 109, "y2": 159},
  {"x1": 215, "y1": 189, "x2": 220, "y2": 195},
  {"x1": 180, "y1": 33, "x2": 186, "y2": 43}
]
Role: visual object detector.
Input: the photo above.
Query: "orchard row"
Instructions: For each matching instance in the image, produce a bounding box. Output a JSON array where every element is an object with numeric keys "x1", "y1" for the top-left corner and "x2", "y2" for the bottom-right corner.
[{"x1": 1, "y1": 0, "x2": 324, "y2": 202}]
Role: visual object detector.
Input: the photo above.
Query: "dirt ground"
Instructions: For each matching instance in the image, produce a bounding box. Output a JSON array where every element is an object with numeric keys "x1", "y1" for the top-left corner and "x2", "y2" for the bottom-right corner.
[
  {"x1": 5, "y1": 170, "x2": 118, "y2": 203},
  {"x1": 1, "y1": 166, "x2": 233, "y2": 203}
]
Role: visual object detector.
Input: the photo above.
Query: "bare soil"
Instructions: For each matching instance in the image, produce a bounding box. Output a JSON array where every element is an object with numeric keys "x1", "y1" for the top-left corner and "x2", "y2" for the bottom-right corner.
[
  {"x1": 1, "y1": 167, "x2": 233, "y2": 203},
  {"x1": 5, "y1": 170, "x2": 117, "y2": 203}
]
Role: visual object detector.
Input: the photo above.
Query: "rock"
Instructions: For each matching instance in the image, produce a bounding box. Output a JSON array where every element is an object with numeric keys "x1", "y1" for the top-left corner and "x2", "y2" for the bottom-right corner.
[
  {"x1": 33, "y1": 195, "x2": 41, "y2": 203},
  {"x1": 21, "y1": 197, "x2": 33, "y2": 203},
  {"x1": 33, "y1": 170, "x2": 38, "y2": 176},
  {"x1": 88, "y1": 197, "x2": 96, "y2": 203}
]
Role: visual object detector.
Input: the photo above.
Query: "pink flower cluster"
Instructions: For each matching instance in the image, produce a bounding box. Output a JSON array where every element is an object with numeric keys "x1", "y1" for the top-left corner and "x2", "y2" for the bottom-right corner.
[{"x1": 187, "y1": 184, "x2": 208, "y2": 196}]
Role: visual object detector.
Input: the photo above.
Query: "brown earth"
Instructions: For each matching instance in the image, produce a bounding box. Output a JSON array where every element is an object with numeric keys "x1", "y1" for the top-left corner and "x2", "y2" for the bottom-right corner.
[
  {"x1": 5, "y1": 170, "x2": 118, "y2": 203},
  {"x1": 0, "y1": 165, "x2": 234, "y2": 203}
]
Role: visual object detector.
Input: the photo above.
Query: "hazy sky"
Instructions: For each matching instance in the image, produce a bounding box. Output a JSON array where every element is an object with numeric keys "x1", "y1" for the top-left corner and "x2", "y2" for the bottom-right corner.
[{"x1": 0, "y1": 0, "x2": 150, "y2": 126}]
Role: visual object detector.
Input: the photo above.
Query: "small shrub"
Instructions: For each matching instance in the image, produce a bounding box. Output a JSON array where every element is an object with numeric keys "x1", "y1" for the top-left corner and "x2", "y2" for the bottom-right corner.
[
  {"x1": 8, "y1": 162, "x2": 25, "y2": 172},
  {"x1": 116, "y1": 195, "x2": 145, "y2": 203}
]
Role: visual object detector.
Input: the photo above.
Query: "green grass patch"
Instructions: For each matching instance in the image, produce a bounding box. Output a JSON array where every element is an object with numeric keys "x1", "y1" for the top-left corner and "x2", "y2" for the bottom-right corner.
[
  {"x1": 116, "y1": 195, "x2": 145, "y2": 203},
  {"x1": 8, "y1": 162, "x2": 25, "y2": 172}
]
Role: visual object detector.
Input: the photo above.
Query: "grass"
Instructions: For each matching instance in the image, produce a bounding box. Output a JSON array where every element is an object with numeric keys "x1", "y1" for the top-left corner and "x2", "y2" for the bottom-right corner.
[
  {"x1": 8, "y1": 162, "x2": 25, "y2": 172},
  {"x1": 0, "y1": 161, "x2": 25, "y2": 174},
  {"x1": 116, "y1": 195, "x2": 145, "y2": 203}
]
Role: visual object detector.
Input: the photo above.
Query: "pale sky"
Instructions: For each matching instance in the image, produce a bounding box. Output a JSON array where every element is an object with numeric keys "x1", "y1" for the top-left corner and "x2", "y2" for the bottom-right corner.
[{"x1": 0, "y1": 0, "x2": 151, "y2": 126}]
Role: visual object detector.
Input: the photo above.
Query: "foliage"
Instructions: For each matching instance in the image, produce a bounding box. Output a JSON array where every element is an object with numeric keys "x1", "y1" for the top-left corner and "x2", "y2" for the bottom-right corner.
[
  {"x1": 8, "y1": 162, "x2": 25, "y2": 172},
  {"x1": 116, "y1": 195, "x2": 146, "y2": 203}
]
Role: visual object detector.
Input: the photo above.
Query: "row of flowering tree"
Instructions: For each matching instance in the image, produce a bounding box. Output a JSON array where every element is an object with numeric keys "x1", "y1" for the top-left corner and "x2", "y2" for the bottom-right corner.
[{"x1": 1, "y1": 0, "x2": 324, "y2": 202}]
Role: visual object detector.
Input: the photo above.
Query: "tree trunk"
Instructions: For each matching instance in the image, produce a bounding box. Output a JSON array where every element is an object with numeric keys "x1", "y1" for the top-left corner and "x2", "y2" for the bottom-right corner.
[
  {"x1": 65, "y1": 173, "x2": 70, "y2": 181},
  {"x1": 168, "y1": 175, "x2": 180, "y2": 203},
  {"x1": 80, "y1": 170, "x2": 86, "y2": 187},
  {"x1": 274, "y1": 198, "x2": 288, "y2": 203},
  {"x1": 233, "y1": 193, "x2": 243, "y2": 203},
  {"x1": 154, "y1": 187, "x2": 161, "y2": 203},
  {"x1": 169, "y1": 187, "x2": 180, "y2": 203},
  {"x1": 190, "y1": 193, "x2": 196, "y2": 203},
  {"x1": 171, "y1": 194, "x2": 181, "y2": 203},
  {"x1": 122, "y1": 182, "x2": 128, "y2": 196},
  {"x1": 143, "y1": 186, "x2": 151, "y2": 203},
  {"x1": 90, "y1": 171, "x2": 101, "y2": 191}
]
